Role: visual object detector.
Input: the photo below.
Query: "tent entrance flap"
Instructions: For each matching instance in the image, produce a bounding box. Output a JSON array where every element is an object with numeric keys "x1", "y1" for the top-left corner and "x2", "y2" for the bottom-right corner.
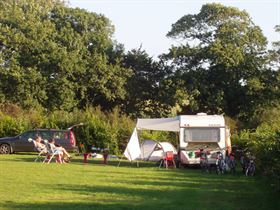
[
  {"x1": 124, "y1": 128, "x2": 141, "y2": 161},
  {"x1": 136, "y1": 117, "x2": 180, "y2": 132}
]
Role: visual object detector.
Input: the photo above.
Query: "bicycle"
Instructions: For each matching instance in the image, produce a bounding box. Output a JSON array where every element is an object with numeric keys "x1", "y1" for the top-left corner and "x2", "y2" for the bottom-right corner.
[
  {"x1": 245, "y1": 155, "x2": 256, "y2": 176},
  {"x1": 226, "y1": 152, "x2": 236, "y2": 174},
  {"x1": 216, "y1": 151, "x2": 226, "y2": 174},
  {"x1": 196, "y1": 149, "x2": 210, "y2": 173}
]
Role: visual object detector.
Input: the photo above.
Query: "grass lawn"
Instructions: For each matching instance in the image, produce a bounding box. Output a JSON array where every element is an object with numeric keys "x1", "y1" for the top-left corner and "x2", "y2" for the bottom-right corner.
[{"x1": 0, "y1": 154, "x2": 279, "y2": 210}]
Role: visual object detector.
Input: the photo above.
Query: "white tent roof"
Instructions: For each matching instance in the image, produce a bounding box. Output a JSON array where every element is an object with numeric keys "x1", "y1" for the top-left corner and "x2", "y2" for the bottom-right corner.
[{"x1": 136, "y1": 117, "x2": 180, "y2": 132}]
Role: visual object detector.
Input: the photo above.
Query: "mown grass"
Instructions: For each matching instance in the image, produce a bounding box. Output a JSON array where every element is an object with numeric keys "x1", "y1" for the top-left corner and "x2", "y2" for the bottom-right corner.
[{"x1": 0, "y1": 154, "x2": 279, "y2": 210}]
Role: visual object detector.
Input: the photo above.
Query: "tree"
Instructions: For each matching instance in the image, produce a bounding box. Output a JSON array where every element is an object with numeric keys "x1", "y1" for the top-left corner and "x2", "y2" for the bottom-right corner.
[
  {"x1": 272, "y1": 25, "x2": 280, "y2": 61},
  {"x1": 122, "y1": 48, "x2": 174, "y2": 117},
  {"x1": 0, "y1": 0, "x2": 131, "y2": 111},
  {"x1": 164, "y1": 3, "x2": 269, "y2": 120}
]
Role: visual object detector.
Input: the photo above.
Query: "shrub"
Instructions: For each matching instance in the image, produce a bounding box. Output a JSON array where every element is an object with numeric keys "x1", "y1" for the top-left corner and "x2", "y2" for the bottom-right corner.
[{"x1": 0, "y1": 113, "x2": 27, "y2": 137}]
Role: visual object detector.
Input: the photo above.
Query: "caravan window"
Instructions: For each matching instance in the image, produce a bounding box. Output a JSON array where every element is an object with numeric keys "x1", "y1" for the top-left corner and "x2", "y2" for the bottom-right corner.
[{"x1": 184, "y1": 128, "x2": 220, "y2": 142}]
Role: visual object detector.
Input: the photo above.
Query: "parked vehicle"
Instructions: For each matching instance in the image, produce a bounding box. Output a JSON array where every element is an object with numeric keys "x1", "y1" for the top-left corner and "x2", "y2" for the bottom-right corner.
[
  {"x1": 178, "y1": 113, "x2": 231, "y2": 165},
  {"x1": 0, "y1": 124, "x2": 82, "y2": 154}
]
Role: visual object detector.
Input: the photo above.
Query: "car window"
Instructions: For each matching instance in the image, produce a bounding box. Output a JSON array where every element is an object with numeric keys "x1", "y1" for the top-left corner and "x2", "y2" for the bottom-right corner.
[
  {"x1": 39, "y1": 131, "x2": 66, "y2": 141},
  {"x1": 53, "y1": 131, "x2": 66, "y2": 140},
  {"x1": 39, "y1": 131, "x2": 53, "y2": 140},
  {"x1": 20, "y1": 131, "x2": 37, "y2": 141}
]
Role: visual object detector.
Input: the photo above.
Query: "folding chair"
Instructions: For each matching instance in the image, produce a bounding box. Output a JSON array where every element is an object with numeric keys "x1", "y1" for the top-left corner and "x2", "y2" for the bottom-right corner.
[
  {"x1": 29, "y1": 138, "x2": 47, "y2": 162},
  {"x1": 42, "y1": 140, "x2": 63, "y2": 164},
  {"x1": 159, "y1": 151, "x2": 176, "y2": 169}
]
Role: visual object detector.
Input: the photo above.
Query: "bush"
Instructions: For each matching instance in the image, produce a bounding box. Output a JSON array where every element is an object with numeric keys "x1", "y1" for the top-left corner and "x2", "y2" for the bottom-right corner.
[
  {"x1": 236, "y1": 108, "x2": 280, "y2": 190},
  {"x1": 0, "y1": 113, "x2": 27, "y2": 137},
  {"x1": 231, "y1": 130, "x2": 251, "y2": 149}
]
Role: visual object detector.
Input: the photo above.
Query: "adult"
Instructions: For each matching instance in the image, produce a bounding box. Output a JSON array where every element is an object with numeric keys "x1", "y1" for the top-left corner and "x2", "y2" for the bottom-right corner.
[
  {"x1": 34, "y1": 135, "x2": 45, "y2": 150},
  {"x1": 49, "y1": 138, "x2": 71, "y2": 162}
]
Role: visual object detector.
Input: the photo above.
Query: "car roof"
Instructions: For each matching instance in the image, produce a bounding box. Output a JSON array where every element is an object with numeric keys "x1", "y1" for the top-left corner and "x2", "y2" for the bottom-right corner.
[{"x1": 29, "y1": 129, "x2": 68, "y2": 132}]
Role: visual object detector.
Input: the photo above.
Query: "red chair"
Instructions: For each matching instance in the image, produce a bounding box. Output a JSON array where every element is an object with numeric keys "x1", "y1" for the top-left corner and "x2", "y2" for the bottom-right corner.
[{"x1": 159, "y1": 151, "x2": 176, "y2": 169}]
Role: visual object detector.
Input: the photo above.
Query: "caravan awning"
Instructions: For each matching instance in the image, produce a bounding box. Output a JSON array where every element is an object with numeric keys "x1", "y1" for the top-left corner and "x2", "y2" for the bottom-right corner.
[{"x1": 136, "y1": 117, "x2": 180, "y2": 132}]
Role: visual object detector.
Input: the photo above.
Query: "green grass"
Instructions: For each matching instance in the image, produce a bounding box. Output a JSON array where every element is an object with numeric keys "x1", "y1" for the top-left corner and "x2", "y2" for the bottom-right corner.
[{"x1": 0, "y1": 154, "x2": 279, "y2": 210}]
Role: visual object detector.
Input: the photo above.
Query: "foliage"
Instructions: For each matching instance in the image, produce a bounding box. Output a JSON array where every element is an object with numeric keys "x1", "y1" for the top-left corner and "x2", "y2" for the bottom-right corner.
[
  {"x1": 122, "y1": 48, "x2": 174, "y2": 117},
  {"x1": 232, "y1": 106, "x2": 280, "y2": 188},
  {"x1": 0, "y1": 0, "x2": 131, "y2": 111},
  {"x1": 1, "y1": 1, "x2": 279, "y2": 124},
  {"x1": 164, "y1": 3, "x2": 274, "y2": 122},
  {"x1": 231, "y1": 130, "x2": 251, "y2": 150},
  {"x1": 271, "y1": 25, "x2": 280, "y2": 69},
  {"x1": 0, "y1": 113, "x2": 26, "y2": 137},
  {"x1": 249, "y1": 113, "x2": 280, "y2": 177}
]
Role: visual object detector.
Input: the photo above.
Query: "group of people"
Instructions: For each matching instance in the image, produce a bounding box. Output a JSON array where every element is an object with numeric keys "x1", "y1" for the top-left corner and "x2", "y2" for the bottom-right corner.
[
  {"x1": 34, "y1": 135, "x2": 71, "y2": 163},
  {"x1": 34, "y1": 135, "x2": 110, "y2": 164}
]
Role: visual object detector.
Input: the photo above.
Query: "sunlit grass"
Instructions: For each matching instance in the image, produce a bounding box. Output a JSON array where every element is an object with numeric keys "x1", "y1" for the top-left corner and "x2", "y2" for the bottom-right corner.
[{"x1": 0, "y1": 154, "x2": 279, "y2": 210}]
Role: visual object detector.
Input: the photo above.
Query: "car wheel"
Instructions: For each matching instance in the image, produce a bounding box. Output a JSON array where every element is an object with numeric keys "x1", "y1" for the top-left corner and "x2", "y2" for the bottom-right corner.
[{"x1": 0, "y1": 144, "x2": 11, "y2": 154}]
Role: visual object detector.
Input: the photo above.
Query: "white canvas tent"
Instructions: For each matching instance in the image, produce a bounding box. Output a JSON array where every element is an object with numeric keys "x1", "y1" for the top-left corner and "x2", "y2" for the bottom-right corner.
[
  {"x1": 123, "y1": 117, "x2": 179, "y2": 162},
  {"x1": 140, "y1": 140, "x2": 177, "y2": 162},
  {"x1": 123, "y1": 128, "x2": 141, "y2": 161}
]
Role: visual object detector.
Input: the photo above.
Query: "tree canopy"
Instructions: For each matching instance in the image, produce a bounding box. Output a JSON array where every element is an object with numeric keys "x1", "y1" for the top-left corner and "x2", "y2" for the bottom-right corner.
[
  {"x1": 0, "y1": 0, "x2": 130, "y2": 111},
  {"x1": 164, "y1": 3, "x2": 273, "y2": 122},
  {"x1": 0, "y1": 1, "x2": 279, "y2": 126}
]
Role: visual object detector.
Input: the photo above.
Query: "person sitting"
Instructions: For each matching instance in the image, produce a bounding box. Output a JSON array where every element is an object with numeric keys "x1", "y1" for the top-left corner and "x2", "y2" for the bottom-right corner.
[
  {"x1": 49, "y1": 138, "x2": 71, "y2": 163},
  {"x1": 34, "y1": 135, "x2": 45, "y2": 150}
]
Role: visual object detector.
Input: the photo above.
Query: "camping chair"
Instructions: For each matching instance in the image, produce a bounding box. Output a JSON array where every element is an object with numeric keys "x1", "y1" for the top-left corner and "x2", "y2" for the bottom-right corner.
[
  {"x1": 159, "y1": 151, "x2": 176, "y2": 169},
  {"x1": 29, "y1": 138, "x2": 47, "y2": 162},
  {"x1": 42, "y1": 140, "x2": 63, "y2": 164}
]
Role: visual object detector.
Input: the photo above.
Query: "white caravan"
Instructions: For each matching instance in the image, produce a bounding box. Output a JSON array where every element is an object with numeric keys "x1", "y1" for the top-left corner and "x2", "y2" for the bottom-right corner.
[
  {"x1": 178, "y1": 113, "x2": 231, "y2": 165},
  {"x1": 133, "y1": 113, "x2": 231, "y2": 165}
]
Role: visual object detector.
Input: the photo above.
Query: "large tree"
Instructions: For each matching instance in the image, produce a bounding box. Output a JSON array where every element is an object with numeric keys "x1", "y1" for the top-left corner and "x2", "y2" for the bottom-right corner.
[
  {"x1": 0, "y1": 0, "x2": 130, "y2": 111},
  {"x1": 164, "y1": 3, "x2": 269, "y2": 120},
  {"x1": 122, "y1": 48, "x2": 173, "y2": 117}
]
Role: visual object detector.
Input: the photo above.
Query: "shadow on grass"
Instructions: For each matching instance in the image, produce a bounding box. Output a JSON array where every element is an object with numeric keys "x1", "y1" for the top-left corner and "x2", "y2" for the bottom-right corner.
[{"x1": 2, "y1": 181, "x2": 279, "y2": 210}]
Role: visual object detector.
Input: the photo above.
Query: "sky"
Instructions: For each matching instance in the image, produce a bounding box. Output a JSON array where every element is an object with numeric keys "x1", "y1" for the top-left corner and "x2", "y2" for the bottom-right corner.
[{"x1": 69, "y1": 0, "x2": 280, "y2": 58}]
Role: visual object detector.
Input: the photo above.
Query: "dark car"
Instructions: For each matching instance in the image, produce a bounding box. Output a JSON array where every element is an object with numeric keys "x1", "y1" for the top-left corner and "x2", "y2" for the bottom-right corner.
[{"x1": 0, "y1": 128, "x2": 79, "y2": 154}]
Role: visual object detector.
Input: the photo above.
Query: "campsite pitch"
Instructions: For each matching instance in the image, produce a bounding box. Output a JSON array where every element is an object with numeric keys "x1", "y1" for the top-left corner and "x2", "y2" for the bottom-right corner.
[{"x1": 0, "y1": 154, "x2": 279, "y2": 210}]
